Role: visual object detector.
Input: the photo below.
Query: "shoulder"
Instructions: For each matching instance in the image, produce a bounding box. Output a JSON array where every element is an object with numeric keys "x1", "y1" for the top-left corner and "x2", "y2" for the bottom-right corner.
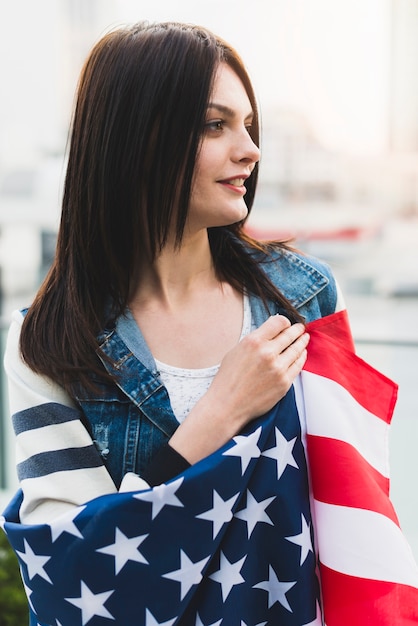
[
  {"x1": 4, "y1": 309, "x2": 74, "y2": 412},
  {"x1": 248, "y1": 244, "x2": 340, "y2": 322},
  {"x1": 3, "y1": 309, "x2": 26, "y2": 374}
]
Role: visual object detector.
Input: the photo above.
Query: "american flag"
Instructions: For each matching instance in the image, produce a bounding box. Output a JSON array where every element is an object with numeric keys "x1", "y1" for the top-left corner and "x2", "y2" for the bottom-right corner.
[
  {"x1": 2, "y1": 311, "x2": 418, "y2": 625},
  {"x1": 301, "y1": 311, "x2": 418, "y2": 624}
]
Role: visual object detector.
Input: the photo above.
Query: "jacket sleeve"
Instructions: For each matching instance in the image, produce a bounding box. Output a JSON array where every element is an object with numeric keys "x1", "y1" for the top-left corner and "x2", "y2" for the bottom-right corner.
[{"x1": 3, "y1": 310, "x2": 118, "y2": 525}]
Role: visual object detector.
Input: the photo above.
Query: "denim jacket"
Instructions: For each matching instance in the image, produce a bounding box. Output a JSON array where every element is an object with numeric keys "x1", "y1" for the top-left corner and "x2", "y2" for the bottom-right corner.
[{"x1": 74, "y1": 247, "x2": 338, "y2": 488}]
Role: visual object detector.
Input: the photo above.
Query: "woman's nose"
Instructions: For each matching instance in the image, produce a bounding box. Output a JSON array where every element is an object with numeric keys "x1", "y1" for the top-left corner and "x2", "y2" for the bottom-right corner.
[{"x1": 234, "y1": 130, "x2": 260, "y2": 165}]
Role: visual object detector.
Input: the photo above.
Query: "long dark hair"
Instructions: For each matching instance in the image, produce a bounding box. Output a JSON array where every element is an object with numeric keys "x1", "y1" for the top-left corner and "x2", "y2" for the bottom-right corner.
[{"x1": 20, "y1": 21, "x2": 302, "y2": 393}]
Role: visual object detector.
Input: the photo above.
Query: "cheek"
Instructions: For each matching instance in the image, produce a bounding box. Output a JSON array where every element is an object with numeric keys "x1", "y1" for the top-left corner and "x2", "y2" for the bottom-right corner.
[
  {"x1": 189, "y1": 142, "x2": 222, "y2": 205},
  {"x1": 189, "y1": 161, "x2": 209, "y2": 202},
  {"x1": 193, "y1": 141, "x2": 220, "y2": 180}
]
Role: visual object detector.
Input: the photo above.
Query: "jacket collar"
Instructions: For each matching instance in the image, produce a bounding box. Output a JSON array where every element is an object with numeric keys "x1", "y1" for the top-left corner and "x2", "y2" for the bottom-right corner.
[{"x1": 249, "y1": 247, "x2": 330, "y2": 327}]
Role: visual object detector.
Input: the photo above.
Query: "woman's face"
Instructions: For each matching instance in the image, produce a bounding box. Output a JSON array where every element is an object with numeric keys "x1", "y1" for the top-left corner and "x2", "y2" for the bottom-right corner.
[{"x1": 186, "y1": 63, "x2": 260, "y2": 234}]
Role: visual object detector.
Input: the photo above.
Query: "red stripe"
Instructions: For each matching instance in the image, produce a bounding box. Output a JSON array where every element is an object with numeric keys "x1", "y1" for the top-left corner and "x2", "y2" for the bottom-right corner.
[
  {"x1": 320, "y1": 564, "x2": 418, "y2": 626},
  {"x1": 306, "y1": 309, "x2": 356, "y2": 352},
  {"x1": 305, "y1": 312, "x2": 398, "y2": 424},
  {"x1": 307, "y1": 435, "x2": 398, "y2": 524}
]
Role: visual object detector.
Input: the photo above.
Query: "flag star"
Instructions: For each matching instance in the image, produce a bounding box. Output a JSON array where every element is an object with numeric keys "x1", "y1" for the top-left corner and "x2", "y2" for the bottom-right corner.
[
  {"x1": 223, "y1": 426, "x2": 262, "y2": 474},
  {"x1": 134, "y1": 477, "x2": 184, "y2": 519},
  {"x1": 241, "y1": 622, "x2": 267, "y2": 626},
  {"x1": 253, "y1": 565, "x2": 296, "y2": 612},
  {"x1": 209, "y1": 552, "x2": 246, "y2": 601},
  {"x1": 22, "y1": 580, "x2": 36, "y2": 614},
  {"x1": 16, "y1": 539, "x2": 52, "y2": 584},
  {"x1": 65, "y1": 580, "x2": 114, "y2": 625},
  {"x1": 196, "y1": 490, "x2": 240, "y2": 539},
  {"x1": 234, "y1": 490, "x2": 275, "y2": 538},
  {"x1": 285, "y1": 514, "x2": 313, "y2": 565},
  {"x1": 97, "y1": 527, "x2": 149, "y2": 574},
  {"x1": 261, "y1": 427, "x2": 298, "y2": 479},
  {"x1": 145, "y1": 608, "x2": 176, "y2": 626},
  {"x1": 50, "y1": 506, "x2": 86, "y2": 542},
  {"x1": 163, "y1": 550, "x2": 210, "y2": 600},
  {"x1": 195, "y1": 615, "x2": 222, "y2": 626}
]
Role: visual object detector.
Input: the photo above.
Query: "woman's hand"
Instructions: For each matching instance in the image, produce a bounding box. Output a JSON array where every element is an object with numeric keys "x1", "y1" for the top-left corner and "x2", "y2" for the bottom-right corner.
[
  {"x1": 169, "y1": 315, "x2": 309, "y2": 464},
  {"x1": 210, "y1": 314, "x2": 308, "y2": 424}
]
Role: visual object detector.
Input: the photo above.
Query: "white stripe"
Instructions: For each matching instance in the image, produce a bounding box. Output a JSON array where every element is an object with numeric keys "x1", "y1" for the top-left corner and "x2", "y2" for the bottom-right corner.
[
  {"x1": 314, "y1": 501, "x2": 418, "y2": 588},
  {"x1": 20, "y1": 466, "x2": 117, "y2": 524},
  {"x1": 15, "y1": 421, "x2": 95, "y2": 463},
  {"x1": 298, "y1": 371, "x2": 390, "y2": 477},
  {"x1": 4, "y1": 313, "x2": 74, "y2": 414}
]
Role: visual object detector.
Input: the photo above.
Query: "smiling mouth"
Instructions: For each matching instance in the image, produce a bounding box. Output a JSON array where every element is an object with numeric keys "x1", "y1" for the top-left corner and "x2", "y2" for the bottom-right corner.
[{"x1": 219, "y1": 177, "x2": 247, "y2": 187}]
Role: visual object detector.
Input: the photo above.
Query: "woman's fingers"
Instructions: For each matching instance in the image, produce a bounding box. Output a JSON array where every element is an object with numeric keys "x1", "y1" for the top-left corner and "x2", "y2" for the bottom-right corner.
[
  {"x1": 279, "y1": 331, "x2": 310, "y2": 364},
  {"x1": 252, "y1": 314, "x2": 292, "y2": 339},
  {"x1": 245, "y1": 315, "x2": 308, "y2": 360},
  {"x1": 285, "y1": 344, "x2": 309, "y2": 376}
]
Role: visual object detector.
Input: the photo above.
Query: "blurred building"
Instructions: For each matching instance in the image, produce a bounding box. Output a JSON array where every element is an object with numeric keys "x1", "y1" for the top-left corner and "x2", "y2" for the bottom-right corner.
[
  {"x1": 254, "y1": 106, "x2": 417, "y2": 223},
  {"x1": 257, "y1": 109, "x2": 341, "y2": 209},
  {"x1": 389, "y1": 0, "x2": 418, "y2": 152},
  {"x1": 0, "y1": 0, "x2": 116, "y2": 317}
]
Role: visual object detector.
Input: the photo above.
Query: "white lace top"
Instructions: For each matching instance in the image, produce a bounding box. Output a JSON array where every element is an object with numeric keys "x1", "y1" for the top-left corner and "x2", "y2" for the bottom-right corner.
[{"x1": 155, "y1": 294, "x2": 254, "y2": 423}]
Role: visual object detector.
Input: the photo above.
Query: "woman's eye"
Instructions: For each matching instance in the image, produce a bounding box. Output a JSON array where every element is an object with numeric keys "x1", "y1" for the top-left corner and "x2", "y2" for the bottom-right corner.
[{"x1": 205, "y1": 120, "x2": 224, "y2": 133}]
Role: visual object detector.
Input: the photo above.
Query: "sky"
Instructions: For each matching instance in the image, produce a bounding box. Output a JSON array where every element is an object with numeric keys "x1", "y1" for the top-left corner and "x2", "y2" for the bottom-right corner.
[{"x1": 0, "y1": 0, "x2": 391, "y2": 166}]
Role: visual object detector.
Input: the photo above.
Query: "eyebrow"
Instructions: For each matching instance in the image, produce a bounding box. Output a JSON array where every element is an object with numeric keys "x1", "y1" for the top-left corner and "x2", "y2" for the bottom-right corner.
[{"x1": 207, "y1": 102, "x2": 254, "y2": 121}]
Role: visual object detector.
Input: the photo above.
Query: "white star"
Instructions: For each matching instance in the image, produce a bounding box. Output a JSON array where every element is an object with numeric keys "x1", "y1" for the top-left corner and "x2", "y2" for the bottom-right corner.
[
  {"x1": 134, "y1": 477, "x2": 184, "y2": 519},
  {"x1": 241, "y1": 622, "x2": 267, "y2": 626},
  {"x1": 145, "y1": 608, "x2": 176, "y2": 626},
  {"x1": 22, "y1": 580, "x2": 36, "y2": 614},
  {"x1": 285, "y1": 514, "x2": 313, "y2": 565},
  {"x1": 50, "y1": 506, "x2": 86, "y2": 542},
  {"x1": 253, "y1": 565, "x2": 296, "y2": 612},
  {"x1": 261, "y1": 427, "x2": 298, "y2": 479},
  {"x1": 234, "y1": 490, "x2": 275, "y2": 538},
  {"x1": 196, "y1": 490, "x2": 240, "y2": 539},
  {"x1": 223, "y1": 426, "x2": 262, "y2": 474},
  {"x1": 65, "y1": 580, "x2": 114, "y2": 625},
  {"x1": 209, "y1": 551, "x2": 246, "y2": 601},
  {"x1": 162, "y1": 550, "x2": 210, "y2": 600},
  {"x1": 0, "y1": 515, "x2": 5, "y2": 530},
  {"x1": 97, "y1": 527, "x2": 148, "y2": 574},
  {"x1": 195, "y1": 614, "x2": 222, "y2": 626},
  {"x1": 16, "y1": 539, "x2": 52, "y2": 584}
]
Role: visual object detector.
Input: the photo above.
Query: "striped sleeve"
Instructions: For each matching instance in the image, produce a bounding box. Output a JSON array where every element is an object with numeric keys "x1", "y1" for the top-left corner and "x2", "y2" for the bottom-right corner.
[{"x1": 3, "y1": 310, "x2": 117, "y2": 525}]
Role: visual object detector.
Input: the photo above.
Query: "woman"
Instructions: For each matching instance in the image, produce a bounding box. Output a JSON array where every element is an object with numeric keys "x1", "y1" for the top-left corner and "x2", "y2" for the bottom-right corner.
[
  {"x1": 5, "y1": 21, "x2": 340, "y2": 522},
  {"x1": 4, "y1": 24, "x2": 418, "y2": 626},
  {"x1": 3, "y1": 22, "x2": 343, "y2": 624}
]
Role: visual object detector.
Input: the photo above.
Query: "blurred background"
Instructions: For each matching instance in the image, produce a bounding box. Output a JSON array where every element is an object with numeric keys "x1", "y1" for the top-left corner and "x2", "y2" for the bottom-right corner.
[{"x1": 0, "y1": 0, "x2": 417, "y2": 563}]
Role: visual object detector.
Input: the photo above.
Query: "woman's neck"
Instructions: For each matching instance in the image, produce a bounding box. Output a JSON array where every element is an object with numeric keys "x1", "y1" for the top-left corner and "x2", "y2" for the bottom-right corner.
[
  {"x1": 131, "y1": 230, "x2": 217, "y2": 310},
  {"x1": 128, "y1": 230, "x2": 244, "y2": 368}
]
